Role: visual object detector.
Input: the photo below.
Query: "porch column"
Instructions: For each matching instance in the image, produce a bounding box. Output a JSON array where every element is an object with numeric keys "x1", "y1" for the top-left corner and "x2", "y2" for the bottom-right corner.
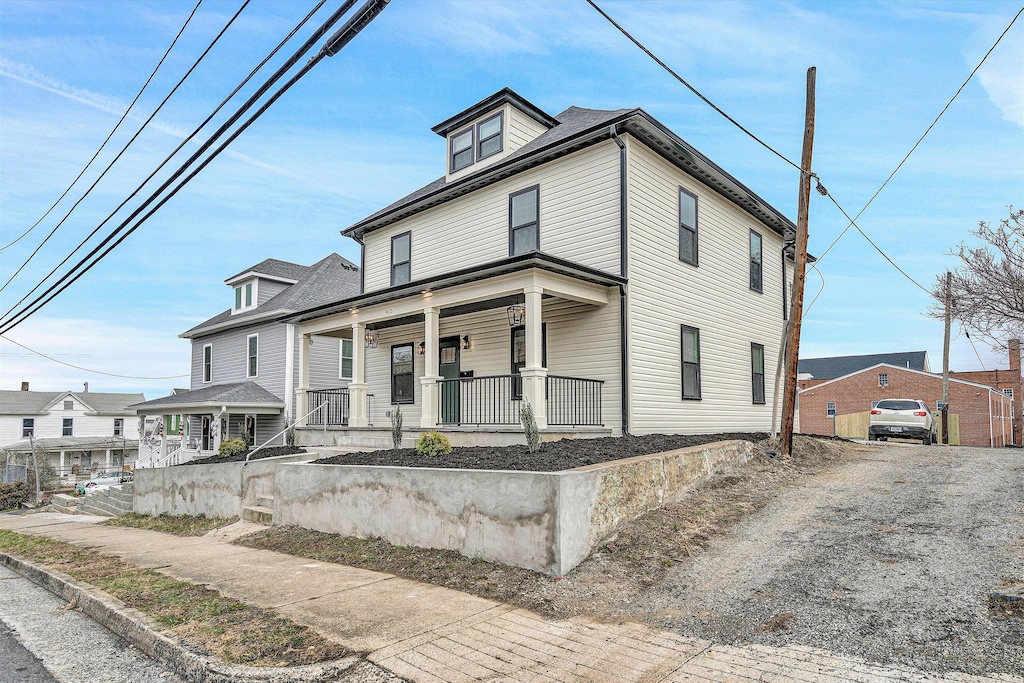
[
  {"x1": 420, "y1": 306, "x2": 441, "y2": 428},
  {"x1": 212, "y1": 412, "x2": 223, "y2": 453},
  {"x1": 296, "y1": 333, "x2": 311, "y2": 426},
  {"x1": 59, "y1": 450, "x2": 65, "y2": 473},
  {"x1": 349, "y1": 322, "x2": 369, "y2": 427},
  {"x1": 520, "y1": 285, "x2": 548, "y2": 429},
  {"x1": 159, "y1": 417, "x2": 168, "y2": 461},
  {"x1": 105, "y1": 449, "x2": 111, "y2": 468}
]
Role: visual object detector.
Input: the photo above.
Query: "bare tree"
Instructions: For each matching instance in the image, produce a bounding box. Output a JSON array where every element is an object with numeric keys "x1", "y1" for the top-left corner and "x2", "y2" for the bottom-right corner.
[{"x1": 929, "y1": 207, "x2": 1024, "y2": 350}]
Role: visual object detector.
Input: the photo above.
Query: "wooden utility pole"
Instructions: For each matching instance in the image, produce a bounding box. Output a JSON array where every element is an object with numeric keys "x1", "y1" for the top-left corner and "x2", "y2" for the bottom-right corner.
[
  {"x1": 942, "y1": 270, "x2": 951, "y2": 444},
  {"x1": 780, "y1": 66, "x2": 817, "y2": 457}
]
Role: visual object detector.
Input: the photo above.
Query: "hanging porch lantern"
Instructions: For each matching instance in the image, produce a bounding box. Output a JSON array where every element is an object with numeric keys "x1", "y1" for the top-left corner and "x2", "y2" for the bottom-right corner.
[
  {"x1": 364, "y1": 328, "x2": 380, "y2": 349},
  {"x1": 506, "y1": 301, "x2": 526, "y2": 327}
]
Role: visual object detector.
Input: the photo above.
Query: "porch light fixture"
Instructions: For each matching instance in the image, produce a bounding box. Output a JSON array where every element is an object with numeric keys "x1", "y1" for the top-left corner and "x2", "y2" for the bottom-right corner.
[
  {"x1": 461, "y1": 335, "x2": 471, "y2": 350},
  {"x1": 418, "y1": 342, "x2": 425, "y2": 355},
  {"x1": 506, "y1": 301, "x2": 526, "y2": 327},
  {"x1": 364, "y1": 328, "x2": 379, "y2": 349}
]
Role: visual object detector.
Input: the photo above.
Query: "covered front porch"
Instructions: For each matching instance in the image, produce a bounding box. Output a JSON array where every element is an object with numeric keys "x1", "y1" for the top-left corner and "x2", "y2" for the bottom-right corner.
[{"x1": 293, "y1": 255, "x2": 623, "y2": 446}]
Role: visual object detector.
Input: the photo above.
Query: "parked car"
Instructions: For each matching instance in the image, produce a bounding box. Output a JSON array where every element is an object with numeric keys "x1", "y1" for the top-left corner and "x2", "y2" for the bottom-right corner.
[
  {"x1": 74, "y1": 471, "x2": 132, "y2": 495},
  {"x1": 869, "y1": 399, "x2": 936, "y2": 445}
]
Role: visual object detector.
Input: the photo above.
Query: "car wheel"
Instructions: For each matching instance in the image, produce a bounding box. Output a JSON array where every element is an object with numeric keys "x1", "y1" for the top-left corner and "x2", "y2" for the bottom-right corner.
[{"x1": 922, "y1": 435, "x2": 930, "y2": 446}]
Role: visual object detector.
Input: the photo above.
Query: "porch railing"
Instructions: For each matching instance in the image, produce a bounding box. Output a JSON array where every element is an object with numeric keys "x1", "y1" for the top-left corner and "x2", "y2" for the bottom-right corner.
[
  {"x1": 546, "y1": 375, "x2": 604, "y2": 426},
  {"x1": 437, "y1": 375, "x2": 522, "y2": 426},
  {"x1": 306, "y1": 388, "x2": 350, "y2": 426}
]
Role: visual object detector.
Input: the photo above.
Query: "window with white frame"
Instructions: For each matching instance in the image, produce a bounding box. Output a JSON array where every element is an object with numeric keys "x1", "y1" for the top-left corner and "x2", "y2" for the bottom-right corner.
[
  {"x1": 391, "y1": 232, "x2": 411, "y2": 286},
  {"x1": 203, "y1": 344, "x2": 212, "y2": 383},
  {"x1": 1004, "y1": 388, "x2": 1014, "y2": 400},
  {"x1": 340, "y1": 338, "x2": 353, "y2": 379},
  {"x1": 878, "y1": 373, "x2": 888, "y2": 387},
  {"x1": 113, "y1": 418, "x2": 124, "y2": 436},
  {"x1": 826, "y1": 402, "x2": 836, "y2": 417},
  {"x1": 233, "y1": 281, "x2": 255, "y2": 312},
  {"x1": 679, "y1": 188, "x2": 698, "y2": 265},
  {"x1": 509, "y1": 186, "x2": 539, "y2": 256},
  {"x1": 22, "y1": 418, "x2": 33, "y2": 438},
  {"x1": 62, "y1": 418, "x2": 73, "y2": 437},
  {"x1": 936, "y1": 399, "x2": 946, "y2": 411},
  {"x1": 247, "y1": 334, "x2": 259, "y2": 378}
]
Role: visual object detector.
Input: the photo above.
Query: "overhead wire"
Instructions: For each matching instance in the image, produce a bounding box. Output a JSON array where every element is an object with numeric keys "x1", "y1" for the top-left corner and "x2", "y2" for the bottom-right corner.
[
  {"x1": 0, "y1": 334, "x2": 189, "y2": 379},
  {"x1": 0, "y1": 0, "x2": 329, "y2": 323},
  {"x1": 962, "y1": 326, "x2": 988, "y2": 371},
  {"x1": 0, "y1": 0, "x2": 250, "y2": 295},
  {"x1": 0, "y1": 1, "x2": 203, "y2": 254}
]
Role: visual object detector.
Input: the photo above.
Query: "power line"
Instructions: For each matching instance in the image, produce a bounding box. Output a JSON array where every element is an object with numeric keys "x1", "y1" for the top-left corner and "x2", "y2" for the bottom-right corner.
[
  {"x1": 585, "y1": 0, "x2": 803, "y2": 173},
  {"x1": 963, "y1": 326, "x2": 988, "y2": 371},
  {"x1": 0, "y1": 335, "x2": 188, "y2": 379},
  {"x1": 0, "y1": 1, "x2": 203, "y2": 254},
  {"x1": 0, "y1": 0, "x2": 388, "y2": 334},
  {"x1": 0, "y1": 0, "x2": 249, "y2": 296}
]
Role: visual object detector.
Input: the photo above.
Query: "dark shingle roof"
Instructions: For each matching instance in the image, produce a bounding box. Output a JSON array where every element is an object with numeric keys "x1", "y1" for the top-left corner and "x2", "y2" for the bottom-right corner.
[
  {"x1": 130, "y1": 382, "x2": 283, "y2": 411},
  {"x1": 226, "y1": 258, "x2": 310, "y2": 283},
  {"x1": 2, "y1": 436, "x2": 137, "y2": 453},
  {"x1": 799, "y1": 352, "x2": 930, "y2": 380},
  {"x1": 0, "y1": 391, "x2": 144, "y2": 415}
]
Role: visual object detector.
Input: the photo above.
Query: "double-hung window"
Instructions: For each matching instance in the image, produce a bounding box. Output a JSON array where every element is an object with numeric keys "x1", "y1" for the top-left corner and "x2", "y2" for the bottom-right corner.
[
  {"x1": 22, "y1": 418, "x2": 33, "y2": 438},
  {"x1": 679, "y1": 188, "x2": 698, "y2": 265},
  {"x1": 878, "y1": 373, "x2": 888, "y2": 388},
  {"x1": 62, "y1": 418, "x2": 73, "y2": 437},
  {"x1": 339, "y1": 338, "x2": 353, "y2": 379},
  {"x1": 113, "y1": 418, "x2": 124, "y2": 436},
  {"x1": 751, "y1": 343, "x2": 766, "y2": 404},
  {"x1": 391, "y1": 232, "x2": 411, "y2": 286},
  {"x1": 233, "y1": 282, "x2": 253, "y2": 311},
  {"x1": 450, "y1": 128, "x2": 474, "y2": 172},
  {"x1": 477, "y1": 112, "x2": 503, "y2": 160},
  {"x1": 680, "y1": 325, "x2": 702, "y2": 399},
  {"x1": 203, "y1": 344, "x2": 212, "y2": 383},
  {"x1": 391, "y1": 343, "x2": 414, "y2": 404},
  {"x1": 509, "y1": 186, "x2": 539, "y2": 256},
  {"x1": 826, "y1": 402, "x2": 836, "y2": 417},
  {"x1": 247, "y1": 334, "x2": 258, "y2": 378},
  {"x1": 749, "y1": 230, "x2": 763, "y2": 292}
]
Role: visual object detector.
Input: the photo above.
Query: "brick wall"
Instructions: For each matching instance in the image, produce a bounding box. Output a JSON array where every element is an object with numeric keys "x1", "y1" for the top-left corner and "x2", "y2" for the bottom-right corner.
[{"x1": 798, "y1": 365, "x2": 1013, "y2": 447}]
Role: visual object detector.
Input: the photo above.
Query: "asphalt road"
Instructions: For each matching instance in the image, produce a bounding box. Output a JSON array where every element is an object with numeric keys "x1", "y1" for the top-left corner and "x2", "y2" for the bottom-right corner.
[
  {"x1": 0, "y1": 618, "x2": 55, "y2": 683},
  {"x1": 640, "y1": 443, "x2": 1024, "y2": 678}
]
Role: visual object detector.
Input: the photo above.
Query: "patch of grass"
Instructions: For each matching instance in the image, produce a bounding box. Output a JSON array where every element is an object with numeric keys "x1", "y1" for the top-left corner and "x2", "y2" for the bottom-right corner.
[
  {"x1": 103, "y1": 513, "x2": 236, "y2": 537},
  {"x1": 0, "y1": 529, "x2": 347, "y2": 667}
]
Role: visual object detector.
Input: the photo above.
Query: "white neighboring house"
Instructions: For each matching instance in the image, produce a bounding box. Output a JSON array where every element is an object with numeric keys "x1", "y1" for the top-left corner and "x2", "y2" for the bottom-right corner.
[
  {"x1": 0, "y1": 385, "x2": 143, "y2": 476},
  {"x1": 287, "y1": 88, "x2": 798, "y2": 447}
]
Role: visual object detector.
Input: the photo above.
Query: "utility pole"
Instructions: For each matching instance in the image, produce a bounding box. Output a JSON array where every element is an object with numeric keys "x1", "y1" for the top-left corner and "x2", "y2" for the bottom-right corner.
[
  {"x1": 780, "y1": 66, "x2": 817, "y2": 457},
  {"x1": 942, "y1": 270, "x2": 951, "y2": 444},
  {"x1": 28, "y1": 433, "x2": 40, "y2": 505}
]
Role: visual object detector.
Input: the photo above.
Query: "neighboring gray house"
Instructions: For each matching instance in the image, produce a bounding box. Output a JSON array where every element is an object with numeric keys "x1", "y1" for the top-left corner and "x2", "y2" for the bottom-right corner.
[{"x1": 133, "y1": 253, "x2": 360, "y2": 463}]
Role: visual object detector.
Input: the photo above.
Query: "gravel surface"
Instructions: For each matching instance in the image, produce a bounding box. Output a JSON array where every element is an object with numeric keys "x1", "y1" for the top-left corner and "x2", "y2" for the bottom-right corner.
[
  {"x1": 314, "y1": 432, "x2": 767, "y2": 471},
  {"x1": 638, "y1": 444, "x2": 1024, "y2": 677},
  {"x1": 0, "y1": 564, "x2": 183, "y2": 683}
]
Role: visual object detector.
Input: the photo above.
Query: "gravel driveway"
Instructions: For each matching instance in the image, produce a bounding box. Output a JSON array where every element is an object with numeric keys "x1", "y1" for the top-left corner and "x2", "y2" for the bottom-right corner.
[{"x1": 638, "y1": 444, "x2": 1024, "y2": 678}]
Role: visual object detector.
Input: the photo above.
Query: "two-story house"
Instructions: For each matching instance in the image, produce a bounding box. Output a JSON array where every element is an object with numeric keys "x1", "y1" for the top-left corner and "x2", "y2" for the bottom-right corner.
[
  {"x1": 0, "y1": 383, "x2": 143, "y2": 475},
  {"x1": 287, "y1": 88, "x2": 797, "y2": 447},
  {"x1": 132, "y1": 253, "x2": 361, "y2": 463}
]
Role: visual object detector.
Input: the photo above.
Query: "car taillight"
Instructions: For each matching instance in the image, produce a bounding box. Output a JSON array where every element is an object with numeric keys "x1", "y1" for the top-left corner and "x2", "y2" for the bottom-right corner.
[
  {"x1": 870, "y1": 410, "x2": 881, "y2": 415},
  {"x1": 913, "y1": 411, "x2": 927, "y2": 416}
]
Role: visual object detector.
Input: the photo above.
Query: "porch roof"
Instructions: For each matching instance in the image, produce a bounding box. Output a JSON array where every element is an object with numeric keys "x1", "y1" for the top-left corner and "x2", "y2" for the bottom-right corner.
[
  {"x1": 3, "y1": 436, "x2": 136, "y2": 453},
  {"x1": 290, "y1": 252, "x2": 625, "y2": 325},
  {"x1": 130, "y1": 382, "x2": 284, "y2": 416}
]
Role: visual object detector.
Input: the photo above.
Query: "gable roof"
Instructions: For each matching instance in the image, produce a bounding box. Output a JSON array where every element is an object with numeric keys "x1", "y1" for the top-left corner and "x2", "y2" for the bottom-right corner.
[
  {"x1": 799, "y1": 362, "x2": 1004, "y2": 394},
  {"x1": 182, "y1": 253, "x2": 361, "y2": 339},
  {"x1": 343, "y1": 103, "x2": 796, "y2": 241},
  {"x1": 798, "y1": 351, "x2": 930, "y2": 380},
  {"x1": 0, "y1": 390, "x2": 144, "y2": 416},
  {"x1": 0, "y1": 391, "x2": 62, "y2": 415},
  {"x1": 225, "y1": 258, "x2": 310, "y2": 284}
]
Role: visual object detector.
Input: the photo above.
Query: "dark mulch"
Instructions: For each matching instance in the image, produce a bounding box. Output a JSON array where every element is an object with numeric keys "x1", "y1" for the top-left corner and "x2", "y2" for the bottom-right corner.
[
  {"x1": 312, "y1": 432, "x2": 767, "y2": 472},
  {"x1": 174, "y1": 445, "x2": 305, "y2": 466}
]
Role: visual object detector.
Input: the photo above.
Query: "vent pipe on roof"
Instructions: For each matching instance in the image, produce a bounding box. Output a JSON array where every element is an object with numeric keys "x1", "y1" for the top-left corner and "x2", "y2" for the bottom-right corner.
[
  {"x1": 83, "y1": 381, "x2": 89, "y2": 393},
  {"x1": 21, "y1": 382, "x2": 29, "y2": 391}
]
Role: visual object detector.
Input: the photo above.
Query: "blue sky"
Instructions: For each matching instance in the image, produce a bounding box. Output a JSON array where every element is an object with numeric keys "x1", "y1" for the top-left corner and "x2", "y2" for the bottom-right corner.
[{"x1": 1, "y1": 0, "x2": 1022, "y2": 399}]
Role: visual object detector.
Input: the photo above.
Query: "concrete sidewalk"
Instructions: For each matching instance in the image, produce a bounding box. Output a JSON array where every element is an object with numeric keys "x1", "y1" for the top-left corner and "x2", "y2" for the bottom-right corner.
[{"x1": 0, "y1": 514, "x2": 1014, "y2": 683}]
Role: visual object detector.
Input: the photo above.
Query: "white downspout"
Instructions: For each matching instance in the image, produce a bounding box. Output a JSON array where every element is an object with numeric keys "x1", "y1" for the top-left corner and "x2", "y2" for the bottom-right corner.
[{"x1": 989, "y1": 391, "x2": 994, "y2": 448}]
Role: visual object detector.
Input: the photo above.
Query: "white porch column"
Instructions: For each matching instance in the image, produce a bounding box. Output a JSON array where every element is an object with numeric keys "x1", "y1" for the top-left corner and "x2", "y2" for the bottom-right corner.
[
  {"x1": 296, "y1": 333, "x2": 311, "y2": 426},
  {"x1": 212, "y1": 412, "x2": 224, "y2": 453},
  {"x1": 105, "y1": 449, "x2": 111, "y2": 468},
  {"x1": 420, "y1": 306, "x2": 441, "y2": 428},
  {"x1": 520, "y1": 285, "x2": 548, "y2": 429},
  {"x1": 59, "y1": 450, "x2": 65, "y2": 473},
  {"x1": 159, "y1": 418, "x2": 168, "y2": 461},
  {"x1": 348, "y1": 322, "x2": 369, "y2": 427}
]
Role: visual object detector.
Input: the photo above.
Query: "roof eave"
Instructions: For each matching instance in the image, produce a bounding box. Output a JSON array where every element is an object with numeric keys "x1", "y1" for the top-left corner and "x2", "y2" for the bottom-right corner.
[
  {"x1": 430, "y1": 88, "x2": 559, "y2": 138},
  {"x1": 180, "y1": 309, "x2": 291, "y2": 339}
]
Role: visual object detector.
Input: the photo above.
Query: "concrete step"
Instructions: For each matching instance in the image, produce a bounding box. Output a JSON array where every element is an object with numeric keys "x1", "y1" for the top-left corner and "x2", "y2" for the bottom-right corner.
[
  {"x1": 79, "y1": 498, "x2": 123, "y2": 517},
  {"x1": 105, "y1": 490, "x2": 133, "y2": 505},
  {"x1": 76, "y1": 503, "x2": 114, "y2": 517},
  {"x1": 50, "y1": 494, "x2": 78, "y2": 514},
  {"x1": 242, "y1": 505, "x2": 272, "y2": 526},
  {"x1": 255, "y1": 494, "x2": 274, "y2": 509}
]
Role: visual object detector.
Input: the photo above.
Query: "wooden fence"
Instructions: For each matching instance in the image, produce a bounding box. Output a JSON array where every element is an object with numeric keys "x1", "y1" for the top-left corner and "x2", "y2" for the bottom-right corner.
[{"x1": 833, "y1": 411, "x2": 958, "y2": 445}]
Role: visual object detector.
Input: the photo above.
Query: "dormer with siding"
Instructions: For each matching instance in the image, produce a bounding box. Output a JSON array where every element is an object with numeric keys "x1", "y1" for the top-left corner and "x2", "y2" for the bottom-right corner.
[{"x1": 225, "y1": 258, "x2": 308, "y2": 315}]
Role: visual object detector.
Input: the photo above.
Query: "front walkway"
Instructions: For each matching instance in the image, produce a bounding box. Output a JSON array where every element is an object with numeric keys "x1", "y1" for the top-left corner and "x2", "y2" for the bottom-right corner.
[{"x1": 0, "y1": 514, "x2": 1011, "y2": 683}]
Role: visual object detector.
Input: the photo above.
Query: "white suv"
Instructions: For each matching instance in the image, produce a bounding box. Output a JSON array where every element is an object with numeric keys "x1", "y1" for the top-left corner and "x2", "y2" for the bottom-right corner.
[{"x1": 869, "y1": 399, "x2": 937, "y2": 445}]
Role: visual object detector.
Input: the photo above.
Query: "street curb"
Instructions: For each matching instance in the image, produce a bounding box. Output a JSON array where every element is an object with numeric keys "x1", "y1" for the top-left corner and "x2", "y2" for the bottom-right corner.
[{"x1": 0, "y1": 551, "x2": 365, "y2": 683}]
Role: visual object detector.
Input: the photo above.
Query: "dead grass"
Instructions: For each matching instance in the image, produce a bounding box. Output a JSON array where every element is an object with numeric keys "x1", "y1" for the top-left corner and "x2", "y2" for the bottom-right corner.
[
  {"x1": 0, "y1": 529, "x2": 347, "y2": 666},
  {"x1": 103, "y1": 513, "x2": 236, "y2": 537}
]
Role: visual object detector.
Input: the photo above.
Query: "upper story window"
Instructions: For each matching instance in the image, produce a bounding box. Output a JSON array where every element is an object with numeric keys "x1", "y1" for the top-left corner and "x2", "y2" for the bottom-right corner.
[
  {"x1": 477, "y1": 112, "x2": 503, "y2": 160},
  {"x1": 22, "y1": 418, "x2": 34, "y2": 438},
  {"x1": 749, "y1": 230, "x2": 763, "y2": 292},
  {"x1": 391, "y1": 232, "x2": 411, "y2": 286},
  {"x1": 233, "y1": 281, "x2": 255, "y2": 313},
  {"x1": 64, "y1": 400, "x2": 73, "y2": 410},
  {"x1": 62, "y1": 418, "x2": 73, "y2": 437},
  {"x1": 340, "y1": 338, "x2": 353, "y2": 379},
  {"x1": 878, "y1": 373, "x2": 889, "y2": 387},
  {"x1": 450, "y1": 127, "x2": 474, "y2": 173},
  {"x1": 679, "y1": 188, "x2": 698, "y2": 266},
  {"x1": 113, "y1": 418, "x2": 124, "y2": 436},
  {"x1": 510, "y1": 186, "x2": 539, "y2": 256},
  {"x1": 680, "y1": 325, "x2": 702, "y2": 400},
  {"x1": 247, "y1": 334, "x2": 259, "y2": 378},
  {"x1": 1004, "y1": 388, "x2": 1014, "y2": 400},
  {"x1": 203, "y1": 344, "x2": 213, "y2": 383}
]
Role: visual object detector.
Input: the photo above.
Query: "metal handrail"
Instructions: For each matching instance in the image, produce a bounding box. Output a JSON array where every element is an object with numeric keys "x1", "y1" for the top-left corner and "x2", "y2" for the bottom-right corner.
[{"x1": 243, "y1": 401, "x2": 327, "y2": 466}]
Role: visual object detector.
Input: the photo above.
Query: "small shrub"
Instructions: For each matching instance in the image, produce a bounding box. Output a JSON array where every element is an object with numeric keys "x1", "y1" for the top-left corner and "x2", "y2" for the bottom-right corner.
[
  {"x1": 391, "y1": 405, "x2": 403, "y2": 450},
  {"x1": 218, "y1": 438, "x2": 247, "y2": 458},
  {"x1": 415, "y1": 431, "x2": 452, "y2": 457},
  {"x1": 521, "y1": 400, "x2": 540, "y2": 453},
  {"x1": 0, "y1": 482, "x2": 28, "y2": 511},
  {"x1": 284, "y1": 420, "x2": 296, "y2": 447}
]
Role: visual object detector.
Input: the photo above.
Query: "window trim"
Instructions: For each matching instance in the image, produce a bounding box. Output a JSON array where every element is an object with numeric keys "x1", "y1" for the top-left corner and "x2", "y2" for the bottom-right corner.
[
  {"x1": 62, "y1": 417, "x2": 74, "y2": 437},
  {"x1": 390, "y1": 343, "x2": 415, "y2": 405},
  {"x1": 235, "y1": 286, "x2": 243, "y2": 310},
  {"x1": 678, "y1": 187, "x2": 699, "y2": 266},
  {"x1": 476, "y1": 111, "x2": 503, "y2": 161},
  {"x1": 509, "y1": 185, "x2": 540, "y2": 257},
  {"x1": 751, "y1": 343, "x2": 766, "y2": 405},
  {"x1": 1003, "y1": 388, "x2": 1014, "y2": 400},
  {"x1": 391, "y1": 231, "x2": 412, "y2": 286},
  {"x1": 749, "y1": 229, "x2": 763, "y2": 293},
  {"x1": 826, "y1": 401, "x2": 836, "y2": 417},
  {"x1": 680, "y1": 324, "x2": 702, "y2": 400},
  {"x1": 339, "y1": 338, "x2": 354, "y2": 380},
  {"x1": 878, "y1": 373, "x2": 889, "y2": 388},
  {"x1": 22, "y1": 418, "x2": 34, "y2": 438},
  {"x1": 202, "y1": 343, "x2": 212, "y2": 383},
  {"x1": 113, "y1": 418, "x2": 124, "y2": 436},
  {"x1": 246, "y1": 334, "x2": 259, "y2": 379},
  {"x1": 449, "y1": 127, "x2": 474, "y2": 173}
]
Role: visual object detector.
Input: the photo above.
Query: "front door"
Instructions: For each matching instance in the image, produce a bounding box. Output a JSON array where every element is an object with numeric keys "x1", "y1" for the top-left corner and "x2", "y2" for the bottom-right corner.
[{"x1": 439, "y1": 337, "x2": 460, "y2": 424}]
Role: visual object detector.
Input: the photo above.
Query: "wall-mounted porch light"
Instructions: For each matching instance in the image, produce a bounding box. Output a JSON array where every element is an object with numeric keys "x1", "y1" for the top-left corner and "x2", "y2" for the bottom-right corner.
[
  {"x1": 364, "y1": 328, "x2": 379, "y2": 349},
  {"x1": 506, "y1": 301, "x2": 526, "y2": 327},
  {"x1": 461, "y1": 335, "x2": 471, "y2": 350},
  {"x1": 417, "y1": 342, "x2": 425, "y2": 355}
]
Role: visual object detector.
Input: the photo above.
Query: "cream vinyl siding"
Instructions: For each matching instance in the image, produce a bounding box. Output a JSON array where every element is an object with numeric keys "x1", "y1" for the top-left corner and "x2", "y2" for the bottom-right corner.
[
  {"x1": 364, "y1": 141, "x2": 621, "y2": 292},
  {"x1": 308, "y1": 334, "x2": 346, "y2": 389},
  {"x1": 507, "y1": 107, "x2": 549, "y2": 152},
  {"x1": 625, "y1": 139, "x2": 788, "y2": 434}
]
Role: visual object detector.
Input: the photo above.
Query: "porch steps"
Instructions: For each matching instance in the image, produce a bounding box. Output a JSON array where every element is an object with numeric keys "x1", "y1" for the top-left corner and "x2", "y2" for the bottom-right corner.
[
  {"x1": 77, "y1": 483, "x2": 134, "y2": 518},
  {"x1": 50, "y1": 494, "x2": 78, "y2": 515},
  {"x1": 242, "y1": 494, "x2": 274, "y2": 525}
]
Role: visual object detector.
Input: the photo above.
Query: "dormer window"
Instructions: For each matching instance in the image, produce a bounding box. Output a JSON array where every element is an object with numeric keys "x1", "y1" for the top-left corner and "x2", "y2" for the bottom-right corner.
[
  {"x1": 450, "y1": 128, "x2": 474, "y2": 172},
  {"x1": 232, "y1": 281, "x2": 256, "y2": 313},
  {"x1": 477, "y1": 112, "x2": 503, "y2": 160}
]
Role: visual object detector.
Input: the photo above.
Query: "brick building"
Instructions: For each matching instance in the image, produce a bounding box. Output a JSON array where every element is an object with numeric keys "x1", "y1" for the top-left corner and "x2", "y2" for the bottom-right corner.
[
  {"x1": 949, "y1": 339, "x2": 1022, "y2": 446},
  {"x1": 798, "y1": 363, "x2": 1013, "y2": 448},
  {"x1": 798, "y1": 351, "x2": 930, "y2": 391}
]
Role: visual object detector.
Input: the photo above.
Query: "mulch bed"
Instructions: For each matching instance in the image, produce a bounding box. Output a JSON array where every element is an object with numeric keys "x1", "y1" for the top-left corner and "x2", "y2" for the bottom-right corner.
[
  {"x1": 312, "y1": 432, "x2": 767, "y2": 472},
  {"x1": 174, "y1": 445, "x2": 305, "y2": 466}
]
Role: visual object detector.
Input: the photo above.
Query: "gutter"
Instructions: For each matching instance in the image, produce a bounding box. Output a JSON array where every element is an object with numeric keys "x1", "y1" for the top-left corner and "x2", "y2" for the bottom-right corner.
[
  {"x1": 354, "y1": 234, "x2": 366, "y2": 294},
  {"x1": 610, "y1": 124, "x2": 629, "y2": 436}
]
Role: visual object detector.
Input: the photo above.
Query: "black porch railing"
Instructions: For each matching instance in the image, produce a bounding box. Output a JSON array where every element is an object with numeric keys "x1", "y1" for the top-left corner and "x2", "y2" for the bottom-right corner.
[
  {"x1": 306, "y1": 388, "x2": 350, "y2": 426},
  {"x1": 546, "y1": 375, "x2": 604, "y2": 426},
  {"x1": 437, "y1": 375, "x2": 522, "y2": 426}
]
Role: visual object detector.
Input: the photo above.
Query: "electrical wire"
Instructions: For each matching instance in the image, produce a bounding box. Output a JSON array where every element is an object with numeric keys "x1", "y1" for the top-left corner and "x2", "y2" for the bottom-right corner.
[
  {"x1": 0, "y1": 335, "x2": 189, "y2": 379},
  {"x1": 963, "y1": 325, "x2": 988, "y2": 371},
  {"x1": 0, "y1": 1, "x2": 203, "y2": 254},
  {"x1": 0, "y1": 0, "x2": 328, "y2": 323},
  {"x1": 585, "y1": 0, "x2": 803, "y2": 173},
  {"x1": 0, "y1": 0, "x2": 249, "y2": 296}
]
